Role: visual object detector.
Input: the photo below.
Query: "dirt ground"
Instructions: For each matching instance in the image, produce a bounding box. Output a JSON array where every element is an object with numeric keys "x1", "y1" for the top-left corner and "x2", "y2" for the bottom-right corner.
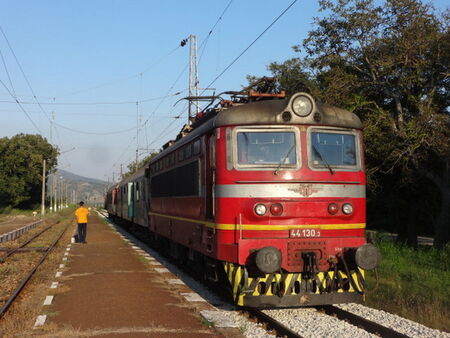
[{"x1": 35, "y1": 215, "x2": 233, "y2": 337}]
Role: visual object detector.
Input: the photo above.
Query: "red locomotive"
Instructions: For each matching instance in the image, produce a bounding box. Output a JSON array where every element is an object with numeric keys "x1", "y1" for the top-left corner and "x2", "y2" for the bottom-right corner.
[{"x1": 106, "y1": 84, "x2": 380, "y2": 307}]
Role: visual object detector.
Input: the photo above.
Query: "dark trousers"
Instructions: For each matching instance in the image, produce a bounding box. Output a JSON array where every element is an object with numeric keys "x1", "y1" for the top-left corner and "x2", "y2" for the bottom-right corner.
[{"x1": 77, "y1": 223, "x2": 87, "y2": 243}]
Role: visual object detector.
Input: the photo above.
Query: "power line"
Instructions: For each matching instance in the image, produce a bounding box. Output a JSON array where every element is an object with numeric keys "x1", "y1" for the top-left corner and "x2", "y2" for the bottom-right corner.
[
  {"x1": 0, "y1": 48, "x2": 16, "y2": 97},
  {"x1": 0, "y1": 25, "x2": 52, "y2": 123},
  {"x1": 0, "y1": 108, "x2": 177, "y2": 118},
  {"x1": 0, "y1": 90, "x2": 186, "y2": 106},
  {"x1": 53, "y1": 121, "x2": 136, "y2": 136},
  {"x1": 52, "y1": 45, "x2": 182, "y2": 99},
  {"x1": 198, "y1": 0, "x2": 233, "y2": 64},
  {"x1": 0, "y1": 78, "x2": 42, "y2": 134},
  {"x1": 202, "y1": 0, "x2": 298, "y2": 92}
]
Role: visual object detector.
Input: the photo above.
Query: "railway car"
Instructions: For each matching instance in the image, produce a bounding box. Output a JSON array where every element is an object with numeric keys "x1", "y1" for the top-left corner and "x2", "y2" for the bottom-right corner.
[
  {"x1": 107, "y1": 85, "x2": 380, "y2": 308},
  {"x1": 106, "y1": 166, "x2": 148, "y2": 227}
]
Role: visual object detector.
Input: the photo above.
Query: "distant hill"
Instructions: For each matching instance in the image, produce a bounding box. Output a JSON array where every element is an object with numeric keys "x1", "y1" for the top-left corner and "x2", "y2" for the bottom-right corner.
[{"x1": 47, "y1": 169, "x2": 109, "y2": 207}]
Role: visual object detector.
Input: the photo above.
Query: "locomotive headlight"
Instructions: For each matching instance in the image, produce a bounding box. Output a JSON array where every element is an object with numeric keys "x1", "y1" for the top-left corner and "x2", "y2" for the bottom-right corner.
[
  {"x1": 291, "y1": 94, "x2": 313, "y2": 117},
  {"x1": 254, "y1": 203, "x2": 267, "y2": 216},
  {"x1": 328, "y1": 203, "x2": 339, "y2": 215},
  {"x1": 342, "y1": 203, "x2": 353, "y2": 215},
  {"x1": 270, "y1": 203, "x2": 283, "y2": 216}
]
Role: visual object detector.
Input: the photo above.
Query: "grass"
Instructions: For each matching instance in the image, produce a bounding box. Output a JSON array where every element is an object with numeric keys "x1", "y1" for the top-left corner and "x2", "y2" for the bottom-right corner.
[
  {"x1": 365, "y1": 237, "x2": 450, "y2": 331},
  {"x1": 200, "y1": 317, "x2": 215, "y2": 328}
]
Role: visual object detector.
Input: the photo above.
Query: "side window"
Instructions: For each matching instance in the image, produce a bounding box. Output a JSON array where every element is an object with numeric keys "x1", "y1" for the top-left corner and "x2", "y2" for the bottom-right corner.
[{"x1": 136, "y1": 181, "x2": 140, "y2": 201}]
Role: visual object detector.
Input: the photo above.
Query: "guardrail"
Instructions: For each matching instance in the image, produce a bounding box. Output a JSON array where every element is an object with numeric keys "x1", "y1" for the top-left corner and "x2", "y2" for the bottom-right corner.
[{"x1": 0, "y1": 220, "x2": 44, "y2": 243}]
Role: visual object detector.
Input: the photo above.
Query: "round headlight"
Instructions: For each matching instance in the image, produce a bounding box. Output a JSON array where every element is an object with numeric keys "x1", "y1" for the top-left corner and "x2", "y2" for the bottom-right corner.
[
  {"x1": 254, "y1": 203, "x2": 267, "y2": 216},
  {"x1": 270, "y1": 203, "x2": 283, "y2": 216},
  {"x1": 291, "y1": 95, "x2": 313, "y2": 117},
  {"x1": 342, "y1": 203, "x2": 353, "y2": 215},
  {"x1": 328, "y1": 203, "x2": 339, "y2": 215}
]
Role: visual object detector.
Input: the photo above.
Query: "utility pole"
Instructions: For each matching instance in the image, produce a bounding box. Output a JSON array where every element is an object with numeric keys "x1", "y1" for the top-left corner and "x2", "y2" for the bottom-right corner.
[
  {"x1": 136, "y1": 101, "x2": 139, "y2": 171},
  {"x1": 58, "y1": 178, "x2": 63, "y2": 210},
  {"x1": 188, "y1": 34, "x2": 199, "y2": 124},
  {"x1": 53, "y1": 177, "x2": 58, "y2": 212},
  {"x1": 41, "y1": 159, "x2": 46, "y2": 216}
]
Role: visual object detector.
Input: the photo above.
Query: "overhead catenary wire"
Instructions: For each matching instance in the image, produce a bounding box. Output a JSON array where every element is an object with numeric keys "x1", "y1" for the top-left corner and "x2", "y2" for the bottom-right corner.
[
  {"x1": 198, "y1": 0, "x2": 233, "y2": 64},
  {"x1": 0, "y1": 108, "x2": 177, "y2": 118},
  {"x1": 0, "y1": 90, "x2": 186, "y2": 106},
  {"x1": 52, "y1": 44, "x2": 182, "y2": 100},
  {"x1": 0, "y1": 78, "x2": 42, "y2": 134},
  {"x1": 202, "y1": 0, "x2": 298, "y2": 94},
  {"x1": 0, "y1": 25, "x2": 52, "y2": 123},
  {"x1": 0, "y1": 48, "x2": 16, "y2": 97},
  {"x1": 53, "y1": 121, "x2": 136, "y2": 136},
  {"x1": 0, "y1": 24, "x2": 72, "y2": 167}
]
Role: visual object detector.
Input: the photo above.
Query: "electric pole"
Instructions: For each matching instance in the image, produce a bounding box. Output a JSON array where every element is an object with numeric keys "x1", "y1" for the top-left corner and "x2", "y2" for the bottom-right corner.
[
  {"x1": 41, "y1": 159, "x2": 46, "y2": 216},
  {"x1": 188, "y1": 34, "x2": 199, "y2": 124}
]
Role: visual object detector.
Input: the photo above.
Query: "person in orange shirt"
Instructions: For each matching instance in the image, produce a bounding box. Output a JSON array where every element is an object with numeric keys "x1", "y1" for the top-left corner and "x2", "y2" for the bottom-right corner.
[{"x1": 74, "y1": 201, "x2": 90, "y2": 243}]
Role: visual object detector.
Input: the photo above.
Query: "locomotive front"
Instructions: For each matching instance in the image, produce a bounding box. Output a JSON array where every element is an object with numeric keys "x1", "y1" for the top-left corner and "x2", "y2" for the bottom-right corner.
[{"x1": 213, "y1": 92, "x2": 380, "y2": 307}]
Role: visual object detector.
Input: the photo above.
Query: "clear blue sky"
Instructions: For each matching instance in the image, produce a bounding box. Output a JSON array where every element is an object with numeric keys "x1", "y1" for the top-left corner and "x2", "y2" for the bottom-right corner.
[{"x1": 0, "y1": 0, "x2": 447, "y2": 180}]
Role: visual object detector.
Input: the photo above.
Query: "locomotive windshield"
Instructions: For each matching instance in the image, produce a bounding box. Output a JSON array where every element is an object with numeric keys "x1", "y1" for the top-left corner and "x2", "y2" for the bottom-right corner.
[
  {"x1": 310, "y1": 130, "x2": 357, "y2": 168},
  {"x1": 237, "y1": 131, "x2": 297, "y2": 167}
]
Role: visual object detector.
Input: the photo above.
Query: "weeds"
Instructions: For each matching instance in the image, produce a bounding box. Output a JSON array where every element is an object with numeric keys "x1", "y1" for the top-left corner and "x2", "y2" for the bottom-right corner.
[
  {"x1": 365, "y1": 238, "x2": 450, "y2": 331},
  {"x1": 200, "y1": 317, "x2": 215, "y2": 328}
]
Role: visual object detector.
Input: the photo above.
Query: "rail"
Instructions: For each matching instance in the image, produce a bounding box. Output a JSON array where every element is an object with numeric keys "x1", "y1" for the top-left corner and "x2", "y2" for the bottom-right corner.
[
  {"x1": 318, "y1": 305, "x2": 410, "y2": 338},
  {"x1": 0, "y1": 221, "x2": 71, "y2": 318},
  {"x1": 243, "y1": 308, "x2": 303, "y2": 338},
  {"x1": 0, "y1": 221, "x2": 59, "y2": 262}
]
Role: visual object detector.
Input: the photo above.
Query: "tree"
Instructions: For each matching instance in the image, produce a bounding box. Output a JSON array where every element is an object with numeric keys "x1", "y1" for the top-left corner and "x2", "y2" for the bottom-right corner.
[
  {"x1": 260, "y1": 0, "x2": 450, "y2": 247},
  {"x1": 0, "y1": 134, "x2": 59, "y2": 210},
  {"x1": 121, "y1": 152, "x2": 159, "y2": 180}
]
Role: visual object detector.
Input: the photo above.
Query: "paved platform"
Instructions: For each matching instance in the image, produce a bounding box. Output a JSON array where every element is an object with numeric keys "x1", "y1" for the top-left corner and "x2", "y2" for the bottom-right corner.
[{"x1": 40, "y1": 214, "x2": 229, "y2": 337}]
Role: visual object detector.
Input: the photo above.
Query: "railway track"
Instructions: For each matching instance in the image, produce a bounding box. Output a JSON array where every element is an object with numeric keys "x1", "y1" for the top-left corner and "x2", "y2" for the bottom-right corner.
[
  {"x1": 0, "y1": 220, "x2": 71, "y2": 319},
  {"x1": 0, "y1": 221, "x2": 59, "y2": 262},
  {"x1": 243, "y1": 307, "x2": 303, "y2": 338},
  {"x1": 318, "y1": 305, "x2": 409, "y2": 338}
]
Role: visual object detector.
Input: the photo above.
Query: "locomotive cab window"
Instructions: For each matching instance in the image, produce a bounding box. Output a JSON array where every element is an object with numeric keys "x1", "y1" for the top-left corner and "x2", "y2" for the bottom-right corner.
[
  {"x1": 233, "y1": 127, "x2": 299, "y2": 170},
  {"x1": 308, "y1": 128, "x2": 360, "y2": 170}
]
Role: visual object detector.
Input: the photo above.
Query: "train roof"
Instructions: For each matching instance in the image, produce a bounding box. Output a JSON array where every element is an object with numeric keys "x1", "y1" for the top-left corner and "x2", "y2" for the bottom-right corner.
[
  {"x1": 214, "y1": 94, "x2": 361, "y2": 129},
  {"x1": 150, "y1": 92, "x2": 362, "y2": 163},
  {"x1": 106, "y1": 166, "x2": 146, "y2": 193}
]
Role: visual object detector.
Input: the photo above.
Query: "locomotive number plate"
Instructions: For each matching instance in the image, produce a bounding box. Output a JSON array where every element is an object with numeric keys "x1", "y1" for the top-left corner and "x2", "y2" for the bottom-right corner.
[{"x1": 290, "y1": 229, "x2": 321, "y2": 238}]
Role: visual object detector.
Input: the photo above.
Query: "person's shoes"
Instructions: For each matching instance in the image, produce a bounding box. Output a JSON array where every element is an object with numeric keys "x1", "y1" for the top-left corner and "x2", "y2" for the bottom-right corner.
[{"x1": 83, "y1": 241, "x2": 87, "y2": 244}]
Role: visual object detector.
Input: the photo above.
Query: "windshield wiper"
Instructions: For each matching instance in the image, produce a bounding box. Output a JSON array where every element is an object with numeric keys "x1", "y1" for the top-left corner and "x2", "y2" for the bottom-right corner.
[
  {"x1": 312, "y1": 145, "x2": 334, "y2": 175},
  {"x1": 274, "y1": 143, "x2": 296, "y2": 175}
]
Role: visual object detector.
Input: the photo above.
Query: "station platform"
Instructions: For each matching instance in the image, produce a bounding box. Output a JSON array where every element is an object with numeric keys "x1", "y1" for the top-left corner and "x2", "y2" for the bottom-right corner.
[{"x1": 38, "y1": 214, "x2": 238, "y2": 337}]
